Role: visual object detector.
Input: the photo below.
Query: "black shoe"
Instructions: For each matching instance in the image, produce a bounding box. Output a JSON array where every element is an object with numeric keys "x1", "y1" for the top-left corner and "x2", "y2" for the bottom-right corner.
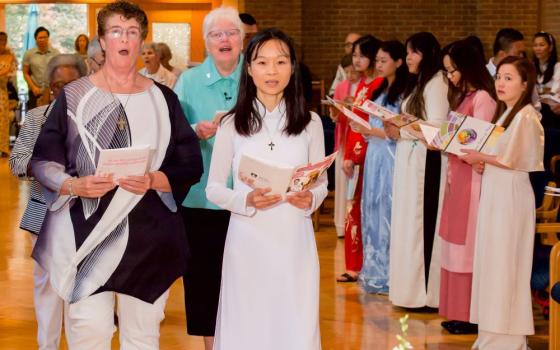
[{"x1": 442, "y1": 320, "x2": 478, "y2": 334}]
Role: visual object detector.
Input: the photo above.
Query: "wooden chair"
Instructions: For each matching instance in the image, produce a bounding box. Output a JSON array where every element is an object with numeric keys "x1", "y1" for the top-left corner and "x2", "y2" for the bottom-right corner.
[
  {"x1": 536, "y1": 182, "x2": 560, "y2": 245},
  {"x1": 549, "y1": 240, "x2": 560, "y2": 350}
]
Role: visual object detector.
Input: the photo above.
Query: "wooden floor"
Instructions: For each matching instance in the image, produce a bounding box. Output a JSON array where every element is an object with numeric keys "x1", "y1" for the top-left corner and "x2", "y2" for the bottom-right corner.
[{"x1": 0, "y1": 157, "x2": 550, "y2": 349}]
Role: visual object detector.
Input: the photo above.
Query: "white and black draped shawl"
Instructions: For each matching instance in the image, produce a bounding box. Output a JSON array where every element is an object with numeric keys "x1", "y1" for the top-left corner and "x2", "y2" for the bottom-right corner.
[{"x1": 30, "y1": 77, "x2": 202, "y2": 304}]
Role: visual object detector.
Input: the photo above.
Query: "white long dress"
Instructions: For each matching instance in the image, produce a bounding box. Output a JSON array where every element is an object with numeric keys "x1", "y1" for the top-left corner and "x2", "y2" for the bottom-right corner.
[
  {"x1": 389, "y1": 71, "x2": 449, "y2": 308},
  {"x1": 470, "y1": 105, "x2": 544, "y2": 350},
  {"x1": 206, "y1": 100, "x2": 327, "y2": 350}
]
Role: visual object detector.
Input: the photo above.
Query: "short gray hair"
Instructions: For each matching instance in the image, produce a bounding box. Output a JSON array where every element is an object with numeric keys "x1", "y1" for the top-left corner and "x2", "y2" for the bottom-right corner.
[
  {"x1": 142, "y1": 42, "x2": 158, "y2": 52},
  {"x1": 87, "y1": 36, "x2": 102, "y2": 58},
  {"x1": 202, "y1": 7, "x2": 243, "y2": 45},
  {"x1": 46, "y1": 54, "x2": 88, "y2": 84}
]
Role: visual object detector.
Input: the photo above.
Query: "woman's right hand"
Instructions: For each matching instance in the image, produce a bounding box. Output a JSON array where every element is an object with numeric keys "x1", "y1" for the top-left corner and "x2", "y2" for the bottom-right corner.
[
  {"x1": 342, "y1": 160, "x2": 354, "y2": 177},
  {"x1": 196, "y1": 120, "x2": 218, "y2": 140},
  {"x1": 383, "y1": 121, "x2": 401, "y2": 141},
  {"x1": 65, "y1": 175, "x2": 116, "y2": 198},
  {"x1": 246, "y1": 188, "x2": 282, "y2": 209}
]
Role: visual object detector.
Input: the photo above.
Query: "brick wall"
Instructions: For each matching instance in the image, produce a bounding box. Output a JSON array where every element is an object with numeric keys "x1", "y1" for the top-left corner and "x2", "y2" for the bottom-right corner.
[
  {"x1": 244, "y1": 0, "x2": 559, "y2": 86},
  {"x1": 244, "y1": 0, "x2": 302, "y2": 46},
  {"x1": 542, "y1": 0, "x2": 560, "y2": 40}
]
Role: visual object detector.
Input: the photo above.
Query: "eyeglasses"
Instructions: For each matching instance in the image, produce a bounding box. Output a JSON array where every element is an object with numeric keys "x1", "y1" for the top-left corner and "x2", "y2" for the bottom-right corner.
[
  {"x1": 106, "y1": 27, "x2": 141, "y2": 40},
  {"x1": 443, "y1": 68, "x2": 457, "y2": 76},
  {"x1": 207, "y1": 29, "x2": 241, "y2": 42}
]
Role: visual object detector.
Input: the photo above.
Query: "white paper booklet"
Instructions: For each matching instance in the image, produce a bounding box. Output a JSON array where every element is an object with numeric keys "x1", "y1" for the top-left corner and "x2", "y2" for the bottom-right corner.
[
  {"x1": 238, "y1": 152, "x2": 337, "y2": 195},
  {"x1": 354, "y1": 100, "x2": 419, "y2": 128},
  {"x1": 540, "y1": 94, "x2": 560, "y2": 105},
  {"x1": 323, "y1": 96, "x2": 372, "y2": 130},
  {"x1": 96, "y1": 145, "x2": 151, "y2": 181}
]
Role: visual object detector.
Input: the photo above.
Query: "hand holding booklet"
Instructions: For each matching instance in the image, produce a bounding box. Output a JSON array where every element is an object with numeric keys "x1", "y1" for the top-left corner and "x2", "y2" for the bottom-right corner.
[
  {"x1": 323, "y1": 96, "x2": 371, "y2": 130},
  {"x1": 95, "y1": 145, "x2": 151, "y2": 182},
  {"x1": 238, "y1": 152, "x2": 337, "y2": 195},
  {"x1": 417, "y1": 111, "x2": 504, "y2": 156}
]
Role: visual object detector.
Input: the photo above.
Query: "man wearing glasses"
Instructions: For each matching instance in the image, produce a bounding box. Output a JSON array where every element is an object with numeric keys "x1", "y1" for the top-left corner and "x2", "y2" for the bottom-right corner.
[
  {"x1": 329, "y1": 32, "x2": 361, "y2": 96},
  {"x1": 22, "y1": 27, "x2": 60, "y2": 109}
]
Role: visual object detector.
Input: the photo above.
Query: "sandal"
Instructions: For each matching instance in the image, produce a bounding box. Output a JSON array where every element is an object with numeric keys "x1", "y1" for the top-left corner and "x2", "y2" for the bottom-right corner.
[{"x1": 336, "y1": 272, "x2": 358, "y2": 283}]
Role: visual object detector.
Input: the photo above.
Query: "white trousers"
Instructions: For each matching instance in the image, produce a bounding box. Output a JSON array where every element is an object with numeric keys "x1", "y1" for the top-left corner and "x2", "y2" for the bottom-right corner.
[
  {"x1": 472, "y1": 330, "x2": 529, "y2": 350},
  {"x1": 333, "y1": 151, "x2": 348, "y2": 238},
  {"x1": 64, "y1": 290, "x2": 169, "y2": 350},
  {"x1": 30, "y1": 234, "x2": 64, "y2": 350}
]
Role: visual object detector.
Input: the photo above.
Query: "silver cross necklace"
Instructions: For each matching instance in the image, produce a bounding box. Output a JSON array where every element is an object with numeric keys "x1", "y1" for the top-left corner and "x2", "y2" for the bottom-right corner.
[{"x1": 262, "y1": 111, "x2": 284, "y2": 151}]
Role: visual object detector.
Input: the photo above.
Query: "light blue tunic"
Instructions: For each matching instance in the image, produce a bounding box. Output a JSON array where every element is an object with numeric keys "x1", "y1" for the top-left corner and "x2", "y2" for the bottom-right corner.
[
  {"x1": 359, "y1": 92, "x2": 400, "y2": 293},
  {"x1": 174, "y1": 55, "x2": 242, "y2": 209}
]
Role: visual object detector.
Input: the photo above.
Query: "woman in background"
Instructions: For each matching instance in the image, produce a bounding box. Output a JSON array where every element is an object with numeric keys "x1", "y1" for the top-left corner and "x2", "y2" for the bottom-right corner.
[
  {"x1": 351, "y1": 40, "x2": 407, "y2": 294},
  {"x1": 0, "y1": 31, "x2": 16, "y2": 157},
  {"x1": 337, "y1": 34, "x2": 382, "y2": 283},
  {"x1": 140, "y1": 42, "x2": 177, "y2": 88},
  {"x1": 330, "y1": 54, "x2": 360, "y2": 239},
  {"x1": 438, "y1": 39, "x2": 496, "y2": 334},
  {"x1": 386, "y1": 32, "x2": 449, "y2": 308}
]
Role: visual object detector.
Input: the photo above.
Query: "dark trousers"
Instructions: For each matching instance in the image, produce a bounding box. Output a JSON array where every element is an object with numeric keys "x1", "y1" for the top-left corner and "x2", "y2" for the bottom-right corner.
[
  {"x1": 181, "y1": 207, "x2": 230, "y2": 336},
  {"x1": 27, "y1": 90, "x2": 39, "y2": 110}
]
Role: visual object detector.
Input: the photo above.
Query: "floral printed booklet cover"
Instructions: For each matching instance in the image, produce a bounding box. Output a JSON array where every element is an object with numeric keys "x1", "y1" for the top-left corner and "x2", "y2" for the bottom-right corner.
[{"x1": 238, "y1": 152, "x2": 337, "y2": 195}]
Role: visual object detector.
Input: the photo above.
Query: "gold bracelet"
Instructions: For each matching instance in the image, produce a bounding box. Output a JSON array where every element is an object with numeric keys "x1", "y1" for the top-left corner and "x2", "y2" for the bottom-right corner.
[{"x1": 68, "y1": 177, "x2": 76, "y2": 197}]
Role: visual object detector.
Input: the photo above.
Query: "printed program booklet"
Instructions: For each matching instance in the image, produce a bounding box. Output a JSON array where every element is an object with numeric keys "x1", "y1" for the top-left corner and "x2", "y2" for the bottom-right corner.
[
  {"x1": 540, "y1": 94, "x2": 560, "y2": 105},
  {"x1": 323, "y1": 96, "x2": 372, "y2": 130},
  {"x1": 418, "y1": 111, "x2": 504, "y2": 156},
  {"x1": 96, "y1": 144, "x2": 151, "y2": 181},
  {"x1": 238, "y1": 152, "x2": 337, "y2": 195},
  {"x1": 353, "y1": 100, "x2": 419, "y2": 128}
]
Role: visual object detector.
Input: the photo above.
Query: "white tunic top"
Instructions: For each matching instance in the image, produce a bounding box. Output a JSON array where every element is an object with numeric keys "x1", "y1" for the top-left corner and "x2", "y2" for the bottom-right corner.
[
  {"x1": 470, "y1": 105, "x2": 544, "y2": 338},
  {"x1": 206, "y1": 100, "x2": 327, "y2": 350},
  {"x1": 389, "y1": 71, "x2": 449, "y2": 308}
]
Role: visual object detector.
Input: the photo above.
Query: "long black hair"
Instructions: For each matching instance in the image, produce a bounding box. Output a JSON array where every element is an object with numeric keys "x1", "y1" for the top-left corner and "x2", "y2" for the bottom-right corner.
[
  {"x1": 227, "y1": 28, "x2": 310, "y2": 136},
  {"x1": 445, "y1": 39, "x2": 496, "y2": 109},
  {"x1": 402, "y1": 32, "x2": 442, "y2": 119},
  {"x1": 352, "y1": 34, "x2": 381, "y2": 71},
  {"x1": 533, "y1": 31, "x2": 558, "y2": 85},
  {"x1": 370, "y1": 40, "x2": 408, "y2": 105},
  {"x1": 492, "y1": 56, "x2": 536, "y2": 129}
]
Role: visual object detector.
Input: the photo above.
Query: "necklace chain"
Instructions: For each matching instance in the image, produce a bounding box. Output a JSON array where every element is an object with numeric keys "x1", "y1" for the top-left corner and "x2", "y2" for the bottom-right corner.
[
  {"x1": 262, "y1": 113, "x2": 283, "y2": 151},
  {"x1": 102, "y1": 68, "x2": 131, "y2": 130}
]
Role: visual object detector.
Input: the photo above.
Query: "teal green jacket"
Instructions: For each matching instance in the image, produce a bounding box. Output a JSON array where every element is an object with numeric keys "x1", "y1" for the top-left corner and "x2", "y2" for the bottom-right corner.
[{"x1": 173, "y1": 55, "x2": 242, "y2": 209}]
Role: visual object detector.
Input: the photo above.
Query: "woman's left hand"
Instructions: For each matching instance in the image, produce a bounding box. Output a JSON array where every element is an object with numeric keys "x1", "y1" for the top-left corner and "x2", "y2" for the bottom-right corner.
[
  {"x1": 118, "y1": 174, "x2": 152, "y2": 195},
  {"x1": 286, "y1": 190, "x2": 313, "y2": 210},
  {"x1": 458, "y1": 149, "x2": 484, "y2": 165}
]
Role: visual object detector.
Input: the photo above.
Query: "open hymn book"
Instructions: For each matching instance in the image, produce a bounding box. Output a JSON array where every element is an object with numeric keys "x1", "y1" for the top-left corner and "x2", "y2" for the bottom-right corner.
[
  {"x1": 238, "y1": 152, "x2": 337, "y2": 195},
  {"x1": 95, "y1": 145, "x2": 151, "y2": 181},
  {"x1": 412, "y1": 111, "x2": 504, "y2": 156}
]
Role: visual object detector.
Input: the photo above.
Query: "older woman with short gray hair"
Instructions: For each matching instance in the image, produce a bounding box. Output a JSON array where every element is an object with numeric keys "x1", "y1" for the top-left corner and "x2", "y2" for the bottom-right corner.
[
  {"x1": 9, "y1": 53, "x2": 87, "y2": 350},
  {"x1": 139, "y1": 42, "x2": 176, "y2": 88},
  {"x1": 173, "y1": 6, "x2": 244, "y2": 350}
]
